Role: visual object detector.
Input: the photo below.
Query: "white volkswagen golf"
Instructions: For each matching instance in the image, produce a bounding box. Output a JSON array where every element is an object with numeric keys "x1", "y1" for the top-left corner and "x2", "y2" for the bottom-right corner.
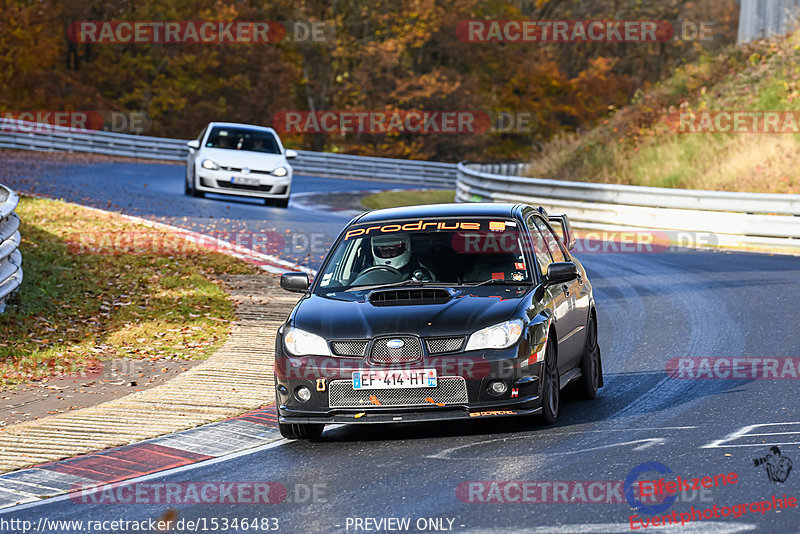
[{"x1": 185, "y1": 122, "x2": 297, "y2": 207}]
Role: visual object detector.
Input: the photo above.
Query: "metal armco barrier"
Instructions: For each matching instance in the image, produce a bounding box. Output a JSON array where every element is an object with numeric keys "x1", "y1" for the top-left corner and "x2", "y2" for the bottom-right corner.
[
  {"x1": 0, "y1": 120, "x2": 456, "y2": 186},
  {"x1": 3, "y1": 120, "x2": 800, "y2": 251},
  {"x1": 0, "y1": 185, "x2": 22, "y2": 313},
  {"x1": 457, "y1": 162, "x2": 800, "y2": 250}
]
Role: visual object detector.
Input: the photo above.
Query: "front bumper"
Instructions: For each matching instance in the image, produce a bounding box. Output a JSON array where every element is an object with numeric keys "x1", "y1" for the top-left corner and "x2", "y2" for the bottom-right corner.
[
  {"x1": 279, "y1": 398, "x2": 543, "y2": 425},
  {"x1": 196, "y1": 169, "x2": 291, "y2": 199},
  {"x1": 275, "y1": 350, "x2": 545, "y2": 425}
]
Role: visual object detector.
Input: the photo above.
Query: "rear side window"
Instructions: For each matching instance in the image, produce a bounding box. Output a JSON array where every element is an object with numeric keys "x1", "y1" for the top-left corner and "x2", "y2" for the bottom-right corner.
[
  {"x1": 526, "y1": 216, "x2": 554, "y2": 276},
  {"x1": 532, "y1": 217, "x2": 567, "y2": 263}
]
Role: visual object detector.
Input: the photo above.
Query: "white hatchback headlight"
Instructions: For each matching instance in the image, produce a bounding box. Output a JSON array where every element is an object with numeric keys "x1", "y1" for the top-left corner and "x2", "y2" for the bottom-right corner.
[
  {"x1": 272, "y1": 166, "x2": 288, "y2": 177},
  {"x1": 465, "y1": 319, "x2": 524, "y2": 351},
  {"x1": 284, "y1": 326, "x2": 331, "y2": 356},
  {"x1": 201, "y1": 159, "x2": 219, "y2": 170}
]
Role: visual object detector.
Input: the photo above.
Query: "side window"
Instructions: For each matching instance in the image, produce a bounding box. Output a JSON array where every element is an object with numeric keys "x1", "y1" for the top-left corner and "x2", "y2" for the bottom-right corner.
[
  {"x1": 526, "y1": 216, "x2": 554, "y2": 276},
  {"x1": 533, "y1": 218, "x2": 567, "y2": 263}
]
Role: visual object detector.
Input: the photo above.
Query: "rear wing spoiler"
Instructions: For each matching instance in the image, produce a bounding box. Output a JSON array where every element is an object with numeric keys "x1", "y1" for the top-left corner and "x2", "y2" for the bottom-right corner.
[{"x1": 548, "y1": 214, "x2": 576, "y2": 251}]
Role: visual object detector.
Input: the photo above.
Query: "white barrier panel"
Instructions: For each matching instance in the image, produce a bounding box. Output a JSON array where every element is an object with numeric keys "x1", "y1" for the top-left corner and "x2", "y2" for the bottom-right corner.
[
  {"x1": 0, "y1": 119, "x2": 456, "y2": 186},
  {"x1": 0, "y1": 185, "x2": 22, "y2": 313},
  {"x1": 456, "y1": 162, "x2": 800, "y2": 251}
]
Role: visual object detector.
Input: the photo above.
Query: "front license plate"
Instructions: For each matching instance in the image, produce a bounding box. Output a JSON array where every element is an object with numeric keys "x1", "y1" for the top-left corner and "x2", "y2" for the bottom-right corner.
[
  {"x1": 352, "y1": 369, "x2": 437, "y2": 390},
  {"x1": 231, "y1": 176, "x2": 260, "y2": 186}
]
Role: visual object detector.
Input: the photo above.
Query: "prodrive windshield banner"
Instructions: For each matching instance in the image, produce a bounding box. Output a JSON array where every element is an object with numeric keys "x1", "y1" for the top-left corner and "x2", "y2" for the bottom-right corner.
[{"x1": 343, "y1": 218, "x2": 530, "y2": 257}]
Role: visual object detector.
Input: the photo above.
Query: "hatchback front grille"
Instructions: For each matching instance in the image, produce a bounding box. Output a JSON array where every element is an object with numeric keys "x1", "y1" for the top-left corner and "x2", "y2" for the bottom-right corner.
[
  {"x1": 369, "y1": 288, "x2": 451, "y2": 307},
  {"x1": 328, "y1": 377, "x2": 468, "y2": 407},
  {"x1": 370, "y1": 336, "x2": 422, "y2": 364},
  {"x1": 216, "y1": 180, "x2": 273, "y2": 192},
  {"x1": 426, "y1": 337, "x2": 465, "y2": 354},
  {"x1": 331, "y1": 340, "x2": 368, "y2": 357}
]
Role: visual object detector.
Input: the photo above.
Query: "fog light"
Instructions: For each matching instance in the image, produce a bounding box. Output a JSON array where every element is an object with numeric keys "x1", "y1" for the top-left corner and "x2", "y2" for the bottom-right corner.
[
  {"x1": 489, "y1": 380, "x2": 508, "y2": 396},
  {"x1": 295, "y1": 386, "x2": 312, "y2": 402}
]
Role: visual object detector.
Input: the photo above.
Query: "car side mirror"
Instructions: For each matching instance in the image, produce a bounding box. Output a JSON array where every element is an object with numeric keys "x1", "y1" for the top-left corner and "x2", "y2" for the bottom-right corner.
[
  {"x1": 545, "y1": 262, "x2": 578, "y2": 285},
  {"x1": 285, "y1": 149, "x2": 298, "y2": 159},
  {"x1": 187, "y1": 140, "x2": 200, "y2": 150},
  {"x1": 281, "y1": 272, "x2": 310, "y2": 293}
]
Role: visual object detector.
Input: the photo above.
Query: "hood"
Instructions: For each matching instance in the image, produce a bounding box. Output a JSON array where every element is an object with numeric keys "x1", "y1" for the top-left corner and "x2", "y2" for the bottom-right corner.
[
  {"x1": 199, "y1": 147, "x2": 288, "y2": 171},
  {"x1": 292, "y1": 286, "x2": 531, "y2": 339}
]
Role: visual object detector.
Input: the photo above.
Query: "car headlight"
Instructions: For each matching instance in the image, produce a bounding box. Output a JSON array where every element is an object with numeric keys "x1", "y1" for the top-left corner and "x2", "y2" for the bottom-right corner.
[
  {"x1": 272, "y1": 166, "x2": 288, "y2": 177},
  {"x1": 465, "y1": 319, "x2": 524, "y2": 351},
  {"x1": 201, "y1": 159, "x2": 219, "y2": 170},
  {"x1": 283, "y1": 326, "x2": 331, "y2": 356}
]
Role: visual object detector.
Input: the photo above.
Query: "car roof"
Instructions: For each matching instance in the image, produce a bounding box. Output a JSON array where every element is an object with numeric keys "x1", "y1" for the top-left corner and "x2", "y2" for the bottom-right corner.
[
  {"x1": 206, "y1": 122, "x2": 278, "y2": 134},
  {"x1": 355, "y1": 202, "x2": 523, "y2": 224}
]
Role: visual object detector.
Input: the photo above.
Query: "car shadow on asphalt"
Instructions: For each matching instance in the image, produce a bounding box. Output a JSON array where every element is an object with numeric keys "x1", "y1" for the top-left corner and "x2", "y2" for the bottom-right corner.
[{"x1": 310, "y1": 369, "x2": 755, "y2": 443}]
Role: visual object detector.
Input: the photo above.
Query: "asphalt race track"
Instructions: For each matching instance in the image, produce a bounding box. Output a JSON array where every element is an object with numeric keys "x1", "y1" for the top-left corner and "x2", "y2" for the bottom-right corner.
[{"x1": 4, "y1": 158, "x2": 800, "y2": 533}]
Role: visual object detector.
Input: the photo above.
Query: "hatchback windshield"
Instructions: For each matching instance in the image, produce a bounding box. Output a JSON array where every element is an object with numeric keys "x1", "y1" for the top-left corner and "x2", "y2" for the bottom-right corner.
[
  {"x1": 205, "y1": 127, "x2": 281, "y2": 154},
  {"x1": 315, "y1": 218, "x2": 531, "y2": 292}
]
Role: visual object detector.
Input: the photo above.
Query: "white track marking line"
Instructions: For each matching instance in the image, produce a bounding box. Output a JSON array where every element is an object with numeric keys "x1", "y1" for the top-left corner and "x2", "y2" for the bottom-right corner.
[{"x1": 701, "y1": 422, "x2": 800, "y2": 448}]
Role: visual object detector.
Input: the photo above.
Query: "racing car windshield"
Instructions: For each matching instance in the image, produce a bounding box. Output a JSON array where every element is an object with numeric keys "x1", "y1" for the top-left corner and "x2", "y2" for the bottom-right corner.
[
  {"x1": 316, "y1": 218, "x2": 532, "y2": 292},
  {"x1": 205, "y1": 127, "x2": 282, "y2": 154}
]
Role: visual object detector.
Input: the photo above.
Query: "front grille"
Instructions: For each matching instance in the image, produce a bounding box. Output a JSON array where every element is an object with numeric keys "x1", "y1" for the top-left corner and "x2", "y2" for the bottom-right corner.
[
  {"x1": 331, "y1": 340, "x2": 368, "y2": 357},
  {"x1": 219, "y1": 166, "x2": 274, "y2": 175},
  {"x1": 369, "y1": 289, "x2": 451, "y2": 307},
  {"x1": 328, "y1": 377, "x2": 468, "y2": 407},
  {"x1": 370, "y1": 336, "x2": 421, "y2": 364},
  {"x1": 215, "y1": 180, "x2": 273, "y2": 192},
  {"x1": 426, "y1": 337, "x2": 465, "y2": 354}
]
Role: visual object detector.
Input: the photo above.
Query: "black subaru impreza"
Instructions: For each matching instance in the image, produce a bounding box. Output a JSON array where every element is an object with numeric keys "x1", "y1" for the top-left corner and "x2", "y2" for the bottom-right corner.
[{"x1": 274, "y1": 203, "x2": 602, "y2": 439}]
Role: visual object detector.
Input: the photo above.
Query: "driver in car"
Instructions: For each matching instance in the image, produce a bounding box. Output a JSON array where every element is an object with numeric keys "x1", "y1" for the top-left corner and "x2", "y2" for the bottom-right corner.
[{"x1": 369, "y1": 235, "x2": 434, "y2": 282}]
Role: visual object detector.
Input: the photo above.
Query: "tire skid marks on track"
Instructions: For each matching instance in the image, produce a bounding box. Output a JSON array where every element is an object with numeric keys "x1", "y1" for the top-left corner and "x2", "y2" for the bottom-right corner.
[
  {"x1": 425, "y1": 427, "x2": 697, "y2": 460},
  {"x1": 598, "y1": 253, "x2": 745, "y2": 421}
]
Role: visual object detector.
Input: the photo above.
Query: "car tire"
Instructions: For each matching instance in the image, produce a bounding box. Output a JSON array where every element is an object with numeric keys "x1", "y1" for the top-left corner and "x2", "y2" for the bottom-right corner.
[
  {"x1": 539, "y1": 339, "x2": 560, "y2": 425},
  {"x1": 187, "y1": 167, "x2": 205, "y2": 198},
  {"x1": 279, "y1": 422, "x2": 324, "y2": 440},
  {"x1": 265, "y1": 197, "x2": 290, "y2": 208},
  {"x1": 576, "y1": 314, "x2": 601, "y2": 400}
]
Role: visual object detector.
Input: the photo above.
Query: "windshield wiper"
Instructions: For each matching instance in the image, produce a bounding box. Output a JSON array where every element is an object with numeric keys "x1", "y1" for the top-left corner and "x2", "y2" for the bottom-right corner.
[{"x1": 344, "y1": 279, "x2": 429, "y2": 292}]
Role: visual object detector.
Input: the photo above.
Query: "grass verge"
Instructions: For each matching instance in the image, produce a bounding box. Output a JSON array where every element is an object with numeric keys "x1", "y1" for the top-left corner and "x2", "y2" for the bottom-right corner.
[
  {"x1": 0, "y1": 197, "x2": 257, "y2": 386},
  {"x1": 528, "y1": 31, "x2": 800, "y2": 193},
  {"x1": 361, "y1": 189, "x2": 455, "y2": 210}
]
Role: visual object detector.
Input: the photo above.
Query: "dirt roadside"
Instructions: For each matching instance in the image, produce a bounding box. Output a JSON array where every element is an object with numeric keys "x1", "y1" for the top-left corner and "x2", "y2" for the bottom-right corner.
[{"x1": 0, "y1": 274, "x2": 299, "y2": 473}]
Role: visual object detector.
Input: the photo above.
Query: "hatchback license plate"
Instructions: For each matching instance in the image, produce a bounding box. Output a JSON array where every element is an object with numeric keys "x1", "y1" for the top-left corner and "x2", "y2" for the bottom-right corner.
[
  {"x1": 232, "y1": 176, "x2": 259, "y2": 186},
  {"x1": 352, "y1": 369, "x2": 437, "y2": 390}
]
